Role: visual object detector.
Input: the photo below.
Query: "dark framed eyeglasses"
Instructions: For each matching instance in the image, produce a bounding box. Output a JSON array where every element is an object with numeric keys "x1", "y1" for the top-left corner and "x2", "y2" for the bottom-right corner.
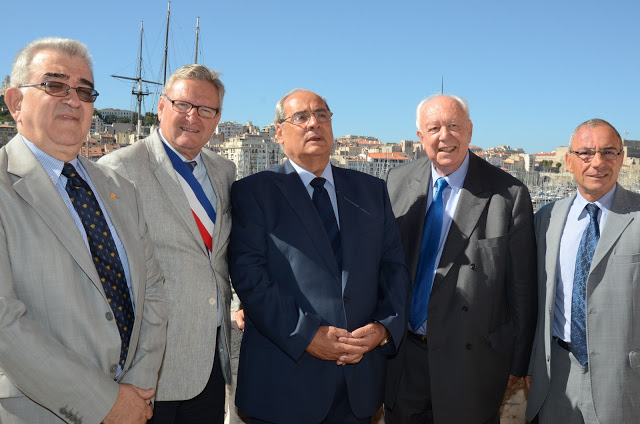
[
  {"x1": 19, "y1": 81, "x2": 99, "y2": 103},
  {"x1": 279, "y1": 109, "x2": 333, "y2": 125},
  {"x1": 164, "y1": 95, "x2": 220, "y2": 119},
  {"x1": 570, "y1": 148, "x2": 623, "y2": 163}
]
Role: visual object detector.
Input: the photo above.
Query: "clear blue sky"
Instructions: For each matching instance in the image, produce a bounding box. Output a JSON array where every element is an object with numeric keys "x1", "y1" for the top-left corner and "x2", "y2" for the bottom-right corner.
[{"x1": 2, "y1": 0, "x2": 638, "y2": 154}]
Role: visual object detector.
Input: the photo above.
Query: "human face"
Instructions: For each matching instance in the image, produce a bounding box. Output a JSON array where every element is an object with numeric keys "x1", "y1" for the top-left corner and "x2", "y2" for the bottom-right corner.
[
  {"x1": 158, "y1": 79, "x2": 221, "y2": 160},
  {"x1": 275, "y1": 90, "x2": 334, "y2": 175},
  {"x1": 565, "y1": 124, "x2": 624, "y2": 202},
  {"x1": 6, "y1": 49, "x2": 94, "y2": 162},
  {"x1": 417, "y1": 96, "x2": 473, "y2": 176}
]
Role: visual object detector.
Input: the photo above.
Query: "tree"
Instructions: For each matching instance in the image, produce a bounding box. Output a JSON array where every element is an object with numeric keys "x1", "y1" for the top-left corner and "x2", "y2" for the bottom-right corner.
[{"x1": 0, "y1": 95, "x2": 15, "y2": 124}]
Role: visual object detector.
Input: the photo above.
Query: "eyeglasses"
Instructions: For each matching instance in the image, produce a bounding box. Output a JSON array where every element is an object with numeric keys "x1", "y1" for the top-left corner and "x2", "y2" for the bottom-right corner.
[
  {"x1": 164, "y1": 95, "x2": 220, "y2": 119},
  {"x1": 19, "y1": 81, "x2": 99, "y2": 103},
  {"x1": 570, "y1": 148, "x2": 623, "y2": 163},
  {"x1": 280, "y1": 109, "x2": 333, "y2": 125}
]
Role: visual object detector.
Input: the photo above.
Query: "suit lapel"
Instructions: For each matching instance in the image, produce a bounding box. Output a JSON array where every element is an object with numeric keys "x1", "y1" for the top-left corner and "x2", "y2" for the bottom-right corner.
[
  {"x1": 274, "y1": 161, "x2": 339, "y2": 275},
  {"x1": 82, "y1": 157, "x2": 143, "y2": 307},
  {"x1": 435, "y1": 155, "x2": 491, "y2": 289},
  {"x1": 404, "y1": 160, "x2": 431, "y2": 282},
  {"x1": 147, "y1": 133, "x2": 208, "y2": 256},
  {"x1": 589, "y1": 185, "x2": 634, "y2": 293},
  {"x1": 6, "y1": 137, "x2": 102, "y2": 291},
  {"x1": 543, "y1": 196, "x2": 572, "y2": 336},
  {"x1": 201, "y1": 151, "x2": 227, "y2": 259}
]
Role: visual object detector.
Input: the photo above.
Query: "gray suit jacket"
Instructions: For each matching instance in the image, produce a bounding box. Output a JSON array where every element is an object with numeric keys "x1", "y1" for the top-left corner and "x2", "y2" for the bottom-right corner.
[
  {"x1": 385, "y1": 153, "x2": 537, "y2": 423},
  {"x1": 0, "y1": 135, "x2": 167, "y2": 424},
  {"x1": 526, "y1": 185, "x2": 640, "y2": 422},
  {"x1": 98, "y1": 130, "x2": 236, "y2": 401}
]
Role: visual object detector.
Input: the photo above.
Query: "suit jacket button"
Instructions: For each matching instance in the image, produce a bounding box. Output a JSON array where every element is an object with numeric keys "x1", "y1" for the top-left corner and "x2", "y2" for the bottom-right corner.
[
  {"x1": 105, "y1": 312, "x2": 113, "y2": 321},
  {"x1": 209, "y1": 297, "x2": 216, "y2": 306},
  {"x1": 462, "y1": 306, "x2": 469, "y2": 312},
  {"x1": 470, "y1": 264, "x2": 476, "y2": 270},
  {"x1": 466, "y1": 343, "x2": 472, "y2": 350},
  {"x1": 110, "y1": 364, "x2": 118, "y2": 373},
  {"x1": 60, "y1": 407, "x2": 68, "y2": 415},
  {"x1": 343, "y1": 296, "x2": 350, "y2": 304}
]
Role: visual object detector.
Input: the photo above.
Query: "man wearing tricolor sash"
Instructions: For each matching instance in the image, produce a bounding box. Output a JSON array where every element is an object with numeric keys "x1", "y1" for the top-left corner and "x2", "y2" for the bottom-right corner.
[{"x1": 99, "y1": 64, "x2": 236, "y2": 424}]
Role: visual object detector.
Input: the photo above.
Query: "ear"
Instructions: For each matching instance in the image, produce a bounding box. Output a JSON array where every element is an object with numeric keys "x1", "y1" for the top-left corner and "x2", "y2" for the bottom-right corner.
[
  {"x1": 4, "y1": 87, "x2": 23, "y2": 120},
  {"x1": 157, "y1": 97, "x2": 166, "y2": 123},
  {"x1": 275, "y1": 123, "x2": 285, "y2": 145}
]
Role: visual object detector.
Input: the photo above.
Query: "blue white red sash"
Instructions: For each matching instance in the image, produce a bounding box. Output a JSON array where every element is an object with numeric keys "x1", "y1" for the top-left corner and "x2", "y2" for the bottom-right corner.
[{"x1": 162, "y1": 142, "x2": 216, "y2": 253}]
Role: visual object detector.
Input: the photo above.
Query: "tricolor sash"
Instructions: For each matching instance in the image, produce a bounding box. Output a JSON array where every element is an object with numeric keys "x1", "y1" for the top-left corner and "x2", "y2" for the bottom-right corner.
[{"x1": 162, "y1": 142, "x2": 216, "y2": 254}]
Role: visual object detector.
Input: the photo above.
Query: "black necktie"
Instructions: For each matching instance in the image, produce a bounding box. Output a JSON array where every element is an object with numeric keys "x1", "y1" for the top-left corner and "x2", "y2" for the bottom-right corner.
[
  {"x1": 62, "y1": 163, "x2": 135, "y2": 368},
  {"x1": 310, "y1": 177, "x2": 342, "y2": 269}
]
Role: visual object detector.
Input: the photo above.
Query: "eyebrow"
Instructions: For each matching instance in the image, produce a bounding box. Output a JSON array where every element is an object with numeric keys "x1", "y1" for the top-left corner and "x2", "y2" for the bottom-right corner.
[{"x1": 43, "y1": 72, "x2": 95, "y2": 89}]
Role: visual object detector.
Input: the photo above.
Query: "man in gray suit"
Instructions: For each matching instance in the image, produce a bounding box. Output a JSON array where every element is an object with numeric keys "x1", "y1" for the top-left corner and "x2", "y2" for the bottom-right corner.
[
  {"x1": 526, "y1": 119, "x2": 640, "y2": 423},
  {"x1": 0, "y1": 38, "x2": 167, "y2": 424},
  {"x1": 99, "y1": 64, "x2": 235, "y2": 423},
  {"x1": 384, "y1": 94, "x2": 537, "y2": 423}
]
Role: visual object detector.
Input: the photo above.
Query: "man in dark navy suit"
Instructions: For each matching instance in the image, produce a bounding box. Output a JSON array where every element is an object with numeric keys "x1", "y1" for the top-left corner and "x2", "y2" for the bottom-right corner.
[{"x1": 229, "y1": 89, "x2": 409, "y2": 424}]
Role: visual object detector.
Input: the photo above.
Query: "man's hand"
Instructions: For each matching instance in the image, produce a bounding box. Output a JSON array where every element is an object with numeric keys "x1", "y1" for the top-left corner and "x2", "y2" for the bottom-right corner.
[
  {"x1": 234, "y1": 309, "x2": 245, "y2": 332},
  {"x1": 306, "y1": 326, "x2": 368, "y2": 364},
  {"x1": 102, "y1": 384, "x2": 155, "y2": 424},
  {"x1": 337, "y1": 323, "x2": 388, "y2": 365}
]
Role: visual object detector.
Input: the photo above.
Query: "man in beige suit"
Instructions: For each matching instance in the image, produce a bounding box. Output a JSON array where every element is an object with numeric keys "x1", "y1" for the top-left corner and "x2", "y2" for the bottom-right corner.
[
  {"x1": 0, "y1": 38, "x2": 167, "y2": 424},
  {"x1": 99, "y1": 64, "x2": 235, "y2": 423},
  {"x1": 526, "y1": 119, "x2": 640, "y2": 423}
]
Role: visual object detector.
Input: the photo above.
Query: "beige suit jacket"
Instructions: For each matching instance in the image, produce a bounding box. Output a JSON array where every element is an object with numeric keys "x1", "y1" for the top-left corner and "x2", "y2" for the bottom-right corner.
[
  {"x1": 98, "y1": 131, "x2": 236, "y2": 401},
  {"x1": 527, "y1": 185, "x2": 640, "y2": 422},
  {"x1": 0, "y1": 135, "x2": 167, "y2": 423}
]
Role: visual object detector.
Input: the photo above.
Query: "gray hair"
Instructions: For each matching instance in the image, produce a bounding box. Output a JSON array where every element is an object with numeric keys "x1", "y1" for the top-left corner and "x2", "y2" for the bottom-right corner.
[
  {"x1": 569, "y1": 118, "x2": 622, "y2": 149},
  {"x1": 415, "y1": 94, "x2": 470, "y2": 130},
  {"x1": 162, "y1": 64, "x2": 225, "y2": 110},
  {"x1": 11, "y1": 37, "x2": 93, "y2": 87},
  {"x1": 274, "y1": 88, "x2": 330, "y2": 125}
]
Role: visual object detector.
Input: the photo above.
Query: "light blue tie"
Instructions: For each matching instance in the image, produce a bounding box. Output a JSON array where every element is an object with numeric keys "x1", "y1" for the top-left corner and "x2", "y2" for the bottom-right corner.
[
  {"x1": 571, "y1": 203, "x2": 600, "y2": 366},
  {"x1": 409, "y1": 177, "x2": 449, "y2": 331}
]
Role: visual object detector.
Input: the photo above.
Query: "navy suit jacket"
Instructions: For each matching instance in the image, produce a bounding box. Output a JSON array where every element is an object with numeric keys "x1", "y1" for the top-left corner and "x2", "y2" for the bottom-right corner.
[{"x1": 229, "y1": 160, "x2": 409, "y2": 423}]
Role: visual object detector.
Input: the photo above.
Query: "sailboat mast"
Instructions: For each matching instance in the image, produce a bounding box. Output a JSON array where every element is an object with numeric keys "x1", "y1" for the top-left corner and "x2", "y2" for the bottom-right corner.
[
  {"x1": 136, "y1": 21, "x2": 144, "y2": 139},
  {"x1": 194, "y1": 17, "x2": 200, "y2": 64},
  {"x1": 163, "y1": 1, "x2": 171, "y2": 86}
]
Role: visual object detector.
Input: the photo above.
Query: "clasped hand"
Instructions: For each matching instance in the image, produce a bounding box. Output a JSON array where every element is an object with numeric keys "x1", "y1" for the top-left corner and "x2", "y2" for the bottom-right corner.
[{"x1": 305, "y1": 323, "x2": 387, "y2": 365}]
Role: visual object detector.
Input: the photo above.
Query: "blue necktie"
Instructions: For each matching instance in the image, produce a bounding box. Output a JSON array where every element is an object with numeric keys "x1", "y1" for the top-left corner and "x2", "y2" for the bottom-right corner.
[
  {"x1": 310, "y1": 177, "x2": 342, "y2": 269},
  {"x1": 62, "y1": 163, "x2": 135, "y2": 368},
  {"x1": 571, "y1": 203, "x2": 600, "y2": 366},
  {"x1": 409, "y1": 177, "x2": 449, "y2": 331}
]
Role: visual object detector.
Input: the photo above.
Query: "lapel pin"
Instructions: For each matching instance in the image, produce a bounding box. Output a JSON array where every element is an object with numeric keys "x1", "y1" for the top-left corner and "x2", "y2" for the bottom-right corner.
[{"x1": 110, "y1": 193, "x2": 116, "y2": 200}]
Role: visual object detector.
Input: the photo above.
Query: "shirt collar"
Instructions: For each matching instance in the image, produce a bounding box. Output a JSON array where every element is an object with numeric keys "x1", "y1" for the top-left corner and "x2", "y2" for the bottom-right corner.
[
  {"x1": 430, "y1": 151, "x2": 470, "y2": 190},
  {"x1": 289, "y1": 159, "x2": 335, "y2": 189},
  {"x1": 573, "y1": 184, "x2": 616, "y2": 213},
  {"x1": 21, "y1": 134, "x2": 81, "y2": 183},
  {"x1": 159, "y1": 129, "x2": 202, "y2": 166}
]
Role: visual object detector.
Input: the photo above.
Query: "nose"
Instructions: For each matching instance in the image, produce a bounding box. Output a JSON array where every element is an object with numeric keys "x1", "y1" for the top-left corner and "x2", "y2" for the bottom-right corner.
[
  {"x1": 306, "y1": 112, "x2": 319, "y2": 128},
  {"x1": 590, "y1": 151, "x2": 605, "y2": 167},
  {"x1": 62, "y1": 88, "x2": 82, "y2": 107},
  {"x1": 438, "y1": 125, "x2": 450, "y2": 139}
]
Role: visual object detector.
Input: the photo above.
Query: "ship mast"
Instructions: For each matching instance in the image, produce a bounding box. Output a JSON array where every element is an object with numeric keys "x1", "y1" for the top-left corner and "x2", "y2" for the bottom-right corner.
[
  {"x1": 163, "y1": 1, "x2": 171, "y2": 86},
  {"x1": 111, "y1": 21, "x2": 161, "y2": 140},
  {"x1": 194, "y1": 17, "x2": 200, "y2": 63}
]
